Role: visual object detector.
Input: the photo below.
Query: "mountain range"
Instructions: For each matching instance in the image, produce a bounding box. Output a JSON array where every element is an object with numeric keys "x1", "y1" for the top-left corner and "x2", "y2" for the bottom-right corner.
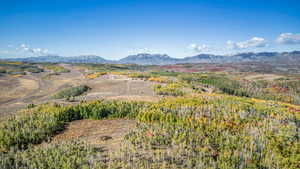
[{"x1": 2, "y1": 51, "x2": 300, "y2": 65}]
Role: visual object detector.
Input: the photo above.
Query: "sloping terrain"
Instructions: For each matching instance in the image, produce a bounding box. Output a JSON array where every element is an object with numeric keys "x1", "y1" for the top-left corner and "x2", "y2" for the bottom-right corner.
[
  {"x1": 0, "y1": 65, "x2": 82, "y2": 116},
  {"x1": 0, "y1": 64, "x2": 159, "y2": 116},
  {"x1": 0, "y1": 61, "x2": 299, "y2": 168}
]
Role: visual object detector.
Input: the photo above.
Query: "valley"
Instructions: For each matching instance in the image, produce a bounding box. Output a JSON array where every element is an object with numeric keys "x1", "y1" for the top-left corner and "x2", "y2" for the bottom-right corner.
[{"x1": 1, "y1": 0, "x2": 299, "y2": 168}]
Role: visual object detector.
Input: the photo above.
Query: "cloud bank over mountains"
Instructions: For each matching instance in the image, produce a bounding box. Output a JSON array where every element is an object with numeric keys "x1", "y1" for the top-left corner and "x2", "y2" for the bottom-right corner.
[
  {"x1": 226, "y1": 37, "x2": 268, "y2": 49},
  {"x1": 187, "y1": 33, "x2": 299, "y2": 54},
  {"x1": 276, "y1": 33, "x2": 300, "y2": 45},
  {"x1": 20, "y1": 44, "x2": 49, "y2": 55}
]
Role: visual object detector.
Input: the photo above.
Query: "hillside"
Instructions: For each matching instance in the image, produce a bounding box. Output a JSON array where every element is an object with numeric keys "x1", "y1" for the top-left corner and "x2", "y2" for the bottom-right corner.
[
  {"x1": 0, "y1": 61, "x2": 299, "y2": 168},
  {"x1": 0, "y1": 94, "x2": 299, "y2": 168},
  {"x1": 1, "y1": 0, "x2": 300, "y2": 168}
]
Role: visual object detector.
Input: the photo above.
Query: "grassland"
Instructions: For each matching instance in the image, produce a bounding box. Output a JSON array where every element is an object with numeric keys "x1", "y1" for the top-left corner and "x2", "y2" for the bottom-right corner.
[
  {"x1": 0, "y1": 95, "x2": 299, "y2": 168},
  {"x1": 0, "y1": 61, "x2": 299, "y2": 169}
]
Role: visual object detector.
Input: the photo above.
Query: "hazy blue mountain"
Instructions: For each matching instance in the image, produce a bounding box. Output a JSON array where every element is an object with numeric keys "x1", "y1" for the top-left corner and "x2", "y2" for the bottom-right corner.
[
  {"x1": 119, "y1": 53, "x2": 180, "y2": 65},
  {"x1": 119, "y1": 51, "x2": 300, "y2": 65},
  {"x1": 182, "y1": 51, "x2": 300, "y2": 64},
  {"x1": 6, "y1": 55, "x2": 112, "y2": 63},
  {"x1": 2, "y1": 51, "x2": 300, "y2": 65},
  {"x1": 182, "y1": 54, "x2": 227, "y2": 63}
]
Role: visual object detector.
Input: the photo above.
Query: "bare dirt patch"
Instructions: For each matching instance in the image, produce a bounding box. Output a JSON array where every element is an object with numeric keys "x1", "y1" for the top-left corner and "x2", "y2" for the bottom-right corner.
[
  {"x1": 0, "y1": 76, "x2": 39, "y2": 104},
  {"x1": 52, "y1": 119, "x2": 136, "y2": 151},
  {"x1": 0, "y1": 64, "x2": 87, "y2": 116},
  {"x1": 0, "y1": 76, "x2": 19, "y2": 104},
  {"x1": 0, "y1": 75, "x2": 41, "y2": 116},
  {"x1": 78, "y1": 75, "x2": 159, "y2": 102}
]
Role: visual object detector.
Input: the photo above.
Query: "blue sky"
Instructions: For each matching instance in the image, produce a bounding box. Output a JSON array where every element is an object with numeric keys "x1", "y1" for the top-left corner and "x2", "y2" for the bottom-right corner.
[{"x1": 0, "y1": 0, "x2": 300, "y2": 59}]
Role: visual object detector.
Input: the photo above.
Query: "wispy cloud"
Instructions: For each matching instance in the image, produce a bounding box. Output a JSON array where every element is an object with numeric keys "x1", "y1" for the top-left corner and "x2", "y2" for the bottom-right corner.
[
  {"x1": 276, "y1": 33, "x2": 300, "y2": 45},
  {"x1": 188, "y1": 43, "x2": 209, "y2": 53},
  {"x1": 20, "y1": 44, "x2": 48, "y2": 55},
  {"x1": 226, "y1": 37, "x2": 268, "y2": 49}
]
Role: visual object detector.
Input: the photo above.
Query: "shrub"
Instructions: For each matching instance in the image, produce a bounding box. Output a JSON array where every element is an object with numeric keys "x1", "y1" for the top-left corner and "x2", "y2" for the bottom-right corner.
[
  {"x1": 132, "y1": 95, "x2": 300, "y2": 169},
  {"x1": 27, "y1": 103, "x2": 36, "y2": 109},
  {"x1": 52, "y1": 85, "x2": 90, "y2": 99},
  {"x1": 153, "y1": 83, "x2": 185, "y2": 96},
  {"x1": 0, "y1": 69, "x2": 6, "y2": 73},
  {"x1": 44, "y1": 65, "x2": 70, "y2": 73},
  {"x1": 26, "y1": 67, "x2": 44, "y2": 73},
  {"x1": 128, "y1": 73, "x2": 151, "y2": 79},
  {"x1": 86, "y1": 72, "x2": 107, "y2": 79},
  {"x1": 0, "y1": 100, "x2": 147, "y2": 151},
  {"x1": 74, "y1": 100, "x2": 147, "y2": 119},
  {"x1": 0, "y1": 93, "x2": 299, "y2": 168},
  {"x1": 0, "y1": 105, "x2": 72, "y2": 151},
  {"x1": 148, "y1": 77, "x2": 169, "y2": 83},
  {"x1": 0, "y1": 141, "x2": 101, "y2": 169}
]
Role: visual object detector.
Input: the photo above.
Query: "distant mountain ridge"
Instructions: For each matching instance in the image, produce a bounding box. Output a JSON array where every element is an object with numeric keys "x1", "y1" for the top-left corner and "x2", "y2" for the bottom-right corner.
[
  {"x1": 120, "y1": 53, "x2": 180, "y2": 65},
  {"x1": 3, "y1": 51, "x2": 300, "y2": 65},
  {"x1": 5, "y1": 55, "x2": 112, "y2": 64}
]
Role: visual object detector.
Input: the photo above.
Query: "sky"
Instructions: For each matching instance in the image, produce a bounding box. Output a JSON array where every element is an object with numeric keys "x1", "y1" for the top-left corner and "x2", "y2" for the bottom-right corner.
[{"x1": 0, "y1": 0, "x2": 300, "y2": 59}]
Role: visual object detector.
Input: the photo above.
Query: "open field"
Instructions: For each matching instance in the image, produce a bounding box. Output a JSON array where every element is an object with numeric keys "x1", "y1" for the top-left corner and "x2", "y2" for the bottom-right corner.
[{"x1": 0, "y1": 61, "x2": 299, "y2": 168}]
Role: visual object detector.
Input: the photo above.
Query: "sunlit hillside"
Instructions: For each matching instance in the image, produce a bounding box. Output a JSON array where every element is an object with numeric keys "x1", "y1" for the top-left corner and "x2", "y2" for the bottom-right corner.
[{"x1": 0, "y1": 61, "x2": 299, "y2": 168}]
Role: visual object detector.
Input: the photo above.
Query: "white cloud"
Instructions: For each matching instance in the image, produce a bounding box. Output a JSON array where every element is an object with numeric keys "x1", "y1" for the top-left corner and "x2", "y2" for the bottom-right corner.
[
  {"x1": 188, "y1": 43, "x2": 209, "y2": 53},
  {"x1": 20, "y1": 44, "x2": 48, "y2": 55},
  {"x1": 226, "y1": 37, "x2": 268, "y2": 49},
  {"x1": 276, "y1": 33, "x2": 300, "y2": 44}
]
